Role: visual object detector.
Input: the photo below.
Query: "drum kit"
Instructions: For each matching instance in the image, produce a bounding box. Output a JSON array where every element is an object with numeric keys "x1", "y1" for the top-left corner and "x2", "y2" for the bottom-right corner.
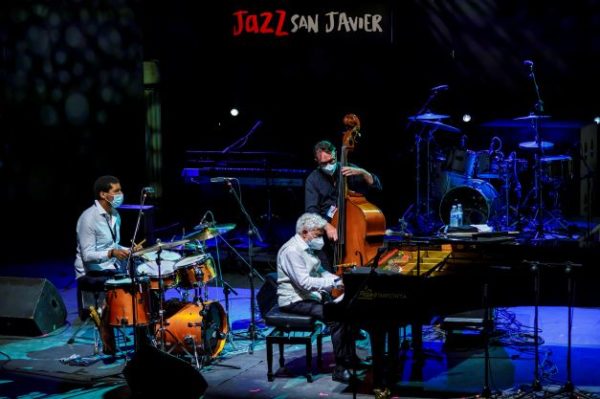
[
  {"x1": 100, "y1": 221, "x2": 237, "y2": 369},
  {"x1": 408, "y1": 111, "x2": 573, "y2": 236}
]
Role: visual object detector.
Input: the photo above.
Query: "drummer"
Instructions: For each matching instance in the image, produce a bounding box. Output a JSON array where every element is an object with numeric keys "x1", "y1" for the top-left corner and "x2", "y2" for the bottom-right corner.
[
  {"x1": 75, "y1": 175, "x2": 138, "y2": 282},
  {"x1": 74, "y1": 175, "x2": 146, "y2": 354}
]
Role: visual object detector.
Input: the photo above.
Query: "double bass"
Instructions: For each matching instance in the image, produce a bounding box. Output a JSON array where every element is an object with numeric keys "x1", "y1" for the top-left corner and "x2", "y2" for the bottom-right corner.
[{"x1": 331, "y1": 114, "x2": 386, "y2": 267}]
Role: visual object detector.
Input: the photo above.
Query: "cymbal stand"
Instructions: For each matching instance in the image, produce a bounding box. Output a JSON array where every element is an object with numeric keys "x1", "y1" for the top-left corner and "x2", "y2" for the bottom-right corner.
[
  {"x1": 153, "y1": 245, "x2": 167, "y2": 351},
  {"x1": 124, "y1": 187, "x2": 152, "y2": 353},
  {"x1": 219, "y1": 179, "x2": 266, "y2": 354},
  {"x1": 524, "y1": 61, "x2": 550, "y2": 241},
  {"x1": 403, "y1": 87, "x2": 446, "y2": 235}
]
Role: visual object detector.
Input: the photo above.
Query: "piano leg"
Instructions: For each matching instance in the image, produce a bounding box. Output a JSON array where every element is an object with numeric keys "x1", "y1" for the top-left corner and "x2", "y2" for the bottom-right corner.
[
  {"x1": 367, "y1": 323, "x2": 401, "y2": 388},
  {"x1": 368, "y1": 325, "x2": 386, "y2": 388}
]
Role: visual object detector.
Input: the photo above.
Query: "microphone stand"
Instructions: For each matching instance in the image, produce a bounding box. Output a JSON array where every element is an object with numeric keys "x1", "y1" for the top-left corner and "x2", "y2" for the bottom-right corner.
[{"x1": 221, "y1": 179, "x2": 266, "y2": 354}]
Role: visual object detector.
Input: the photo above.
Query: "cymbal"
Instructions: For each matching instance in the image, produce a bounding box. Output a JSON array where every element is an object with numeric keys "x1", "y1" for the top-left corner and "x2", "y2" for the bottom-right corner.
[
  {"x1": 417, "y1": 119, "x2": 461, "y2": 133},
  {"x1": 408, "y1": 112, "x2": 450, "y2": 121},
  {"x1": 185, "y1": 227, "x2": 220, "y2": 241},
  {"x1": 519, "y1": 141, "x2": 554, "y2": 150},
  {"x1": 214, "y1": 223, "x2": 236, "y2": 234},
  {"x1": 193, "y1": 222, "x2": 236, "y2": 234},
  {"x1": 133, "y1": 239, "x2": 189, "y2": 256},
  {"x1": 514, "y1": 114, "x2": 551, "y2": 120}
]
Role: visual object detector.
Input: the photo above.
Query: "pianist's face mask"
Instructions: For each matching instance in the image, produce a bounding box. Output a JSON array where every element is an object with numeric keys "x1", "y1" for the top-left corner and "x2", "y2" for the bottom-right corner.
[{"x1": 308, "y1": 236, "x2": 325, "y2": 251}]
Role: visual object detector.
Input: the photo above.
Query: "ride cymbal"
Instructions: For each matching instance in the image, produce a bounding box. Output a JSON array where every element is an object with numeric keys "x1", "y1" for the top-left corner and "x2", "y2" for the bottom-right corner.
[
  {"x1": 514, "y1": 114, "x2": 551, "y2": 120},
  {"x1": 408, "y1": 112, "x2": 450, "y2": 121},
  {"x1": 214, "y1": 223, "x2": 236, "y2": 234},
  {"x1": 133, "y1": 239, "x2": 189, "y2": 256},
  {"x1": 185, "y1": 227, "x2": 220, "y2": 241},
  {"x1": 519, "y1": 141, "x2": 554, "y2": 150}
]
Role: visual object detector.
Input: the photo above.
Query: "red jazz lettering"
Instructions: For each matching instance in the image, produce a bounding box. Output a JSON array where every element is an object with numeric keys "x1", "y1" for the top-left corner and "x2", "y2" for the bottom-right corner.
[{"x1": 232, "y1": 10, "x2": 289, "y2": 37}]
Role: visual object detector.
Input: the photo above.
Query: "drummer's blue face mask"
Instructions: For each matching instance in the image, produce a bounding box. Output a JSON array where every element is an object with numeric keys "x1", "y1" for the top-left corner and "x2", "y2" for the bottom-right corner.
[{"x1": 109, "y1": 193, "x2": 124, "y2": 208}]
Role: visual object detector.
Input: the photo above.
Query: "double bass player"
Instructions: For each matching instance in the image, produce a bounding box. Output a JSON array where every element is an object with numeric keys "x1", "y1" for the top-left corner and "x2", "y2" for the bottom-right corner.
[{"x1": 304, "y1": 124, "x2": 383, "y2": 273}]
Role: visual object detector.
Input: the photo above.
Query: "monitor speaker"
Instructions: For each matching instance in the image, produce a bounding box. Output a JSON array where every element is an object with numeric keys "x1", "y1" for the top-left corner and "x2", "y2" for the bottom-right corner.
[
  {"x1": 124, "y1": 344, "x2": 208, "y2": 399},
  {"x1": 0, "y1": 277, "x2": 67, "y2": 336}
]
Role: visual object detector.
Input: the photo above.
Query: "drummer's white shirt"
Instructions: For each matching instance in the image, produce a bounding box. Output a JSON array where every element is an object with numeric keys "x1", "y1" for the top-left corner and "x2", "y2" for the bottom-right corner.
[{"x1": 74, "y1": 200, "x2": 124, "y2": 278}]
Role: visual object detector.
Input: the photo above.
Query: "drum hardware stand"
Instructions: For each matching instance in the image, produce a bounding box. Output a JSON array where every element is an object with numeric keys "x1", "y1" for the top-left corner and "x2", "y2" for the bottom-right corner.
[
  {"x1": 577, "y1": 151, "x2": 597, "y2": 244},
  {"x1": 522, "y1": 60, "x2": 554, "y2": 242},
  {"x1": 124, "y1": 186, "x2": 154, "y2": 353},
  {"x1": 217, "y1": 178, "x2": 266, "y2": 354},
  {"x1": 221, "y1": 279, "x2": 239, "y2": 351},
  {"x1": 403, "y1": 86, "x2": 448, "y2": 236}
]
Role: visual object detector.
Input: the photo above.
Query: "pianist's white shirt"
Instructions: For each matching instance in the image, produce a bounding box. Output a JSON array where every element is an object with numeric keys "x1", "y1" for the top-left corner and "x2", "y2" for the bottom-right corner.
[{"x1": 277, "y1": 234, "x2": 338, "y2": 307}]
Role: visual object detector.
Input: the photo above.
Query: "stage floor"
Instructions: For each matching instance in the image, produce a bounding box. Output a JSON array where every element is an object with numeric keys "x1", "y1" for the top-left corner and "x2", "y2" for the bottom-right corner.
[{"x1": 1, "y1": 258, "x2": 600, "y2": 399}]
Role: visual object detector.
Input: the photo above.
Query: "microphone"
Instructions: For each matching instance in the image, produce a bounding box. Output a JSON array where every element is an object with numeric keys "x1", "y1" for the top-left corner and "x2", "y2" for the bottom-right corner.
[
  {"x1": 431, "y1": 84, "x2": 449, "y2": 92},
  {"x1": 523, "y1": 60, "x2": 534, "y2": 67},
  {"x1": 143, "y1": 186, "x2": 155, "y2": 194},
  {"x1": 210, "y1": 177, "x2": 234, "y2": 183}
]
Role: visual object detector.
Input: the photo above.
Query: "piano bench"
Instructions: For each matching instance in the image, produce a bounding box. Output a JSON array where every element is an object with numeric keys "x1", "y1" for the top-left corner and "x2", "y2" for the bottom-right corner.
[{"x1": 265, "y1": 306, "x2": 323, "y2": 383}]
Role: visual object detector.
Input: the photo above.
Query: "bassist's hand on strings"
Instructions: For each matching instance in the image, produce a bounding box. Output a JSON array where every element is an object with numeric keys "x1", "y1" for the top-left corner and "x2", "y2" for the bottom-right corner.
[
  {"x1": 340, "y1": 166, "x2": 374, "y2": 186},
  {"x1": 325, "y1": 222, "x2": 338, "y2": 242}
]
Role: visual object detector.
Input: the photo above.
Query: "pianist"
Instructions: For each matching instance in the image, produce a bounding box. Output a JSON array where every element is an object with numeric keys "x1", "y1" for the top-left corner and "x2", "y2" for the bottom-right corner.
[{"x1": 276, "y1": 212, "x2": 367, "y2": 384}]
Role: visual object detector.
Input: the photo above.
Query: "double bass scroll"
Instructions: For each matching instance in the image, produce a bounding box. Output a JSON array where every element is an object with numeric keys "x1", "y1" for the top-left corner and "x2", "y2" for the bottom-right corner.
[{"x1": 331, "y1": 113, "x2": 386, "y2": 267}]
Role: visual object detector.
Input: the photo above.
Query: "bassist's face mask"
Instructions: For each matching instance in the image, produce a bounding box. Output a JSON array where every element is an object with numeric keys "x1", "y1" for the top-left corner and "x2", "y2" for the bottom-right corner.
[{"x1": 320, "y1": 162, "x2": 337, "y2": 175}]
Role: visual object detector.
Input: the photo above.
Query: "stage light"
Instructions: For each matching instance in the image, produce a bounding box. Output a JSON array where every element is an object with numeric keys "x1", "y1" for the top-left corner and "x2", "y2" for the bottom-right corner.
[
  {"x1": 462, "y1": 114, "x2": 472, "y2": 123},
  {"x1": 593, "y1": 116, "x2": 600, "y2": 124},
  {"x1": 230, "y1": 108, "x2": 239, "y2": 117}
]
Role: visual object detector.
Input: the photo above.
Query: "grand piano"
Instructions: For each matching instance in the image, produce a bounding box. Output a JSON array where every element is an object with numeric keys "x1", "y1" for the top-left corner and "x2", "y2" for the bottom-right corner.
[{"x1": 324, "y1": 234, "x2": 600, "y2": 386}]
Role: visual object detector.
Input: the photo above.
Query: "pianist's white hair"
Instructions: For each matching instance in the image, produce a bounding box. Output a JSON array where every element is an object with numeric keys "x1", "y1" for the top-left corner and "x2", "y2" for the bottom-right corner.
[{"x1": 296, "y1": 213, "x2": 327, "y2": 234}]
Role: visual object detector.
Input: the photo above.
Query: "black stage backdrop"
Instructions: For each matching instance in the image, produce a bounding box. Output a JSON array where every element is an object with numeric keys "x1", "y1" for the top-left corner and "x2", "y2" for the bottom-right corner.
[{"x1": 2, "y1": 0, "x2": 600, "y2": 263}]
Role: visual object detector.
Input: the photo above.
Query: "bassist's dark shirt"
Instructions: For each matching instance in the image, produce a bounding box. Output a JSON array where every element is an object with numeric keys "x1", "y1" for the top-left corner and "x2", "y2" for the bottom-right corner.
[{"x1": 304, "y1": 162, "x2": 382, "y2": 221}]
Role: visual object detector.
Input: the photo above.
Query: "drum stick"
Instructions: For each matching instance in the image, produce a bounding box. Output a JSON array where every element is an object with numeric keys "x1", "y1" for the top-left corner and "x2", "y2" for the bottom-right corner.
[{"x1": 133, "y1": 239, "x2": 146, "y2": 250}]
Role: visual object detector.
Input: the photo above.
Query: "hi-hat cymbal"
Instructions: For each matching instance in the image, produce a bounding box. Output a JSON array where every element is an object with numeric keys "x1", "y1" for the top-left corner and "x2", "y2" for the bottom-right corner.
[
  {"x1": 408, "y1": 112, "x2": 450, "y2": 121},
  {"x1": 185, "y1": 227, "x2": 220, "y2": 241},
  {"x1": 514, "y1": 114, "x2": 551, "y2": 120},
  {"x1": 417, "y1": 119, "x2": 461, "y2": 133},
  {"x1": 519, "y1": 141, "x2": 554, "y2": 150},
  {"x1": 133, "y1": 239, "x2": 189, "y2": 256}
]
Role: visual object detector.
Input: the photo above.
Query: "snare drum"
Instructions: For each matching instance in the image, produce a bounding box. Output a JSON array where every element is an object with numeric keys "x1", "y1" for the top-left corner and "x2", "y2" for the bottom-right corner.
[
  {"x1": 174, "y1": 254, "x2": 216, "y2": 288},
  {"x1": 136, "y1": 250, "x2": 181, "y2": 290},
  {"x1": 540, "y1": 155, "x2": 573, "y2": 183},
  {"x1": 104, "y1": 278, "x2": 151, "y2": 327},
  {"x1": 157, "y1": 301, "x2": 228, "y2": 358},
  {"x1": 474, "y1": 151, "x2": 505, "y2": 179}
]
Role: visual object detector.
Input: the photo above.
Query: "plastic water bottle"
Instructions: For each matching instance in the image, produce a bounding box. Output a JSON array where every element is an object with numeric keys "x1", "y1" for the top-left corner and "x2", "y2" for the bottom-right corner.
[
  {"x1": 457, "y1": 204, "x2": 463, "y2": 226},
  {"x1": 450, "y1": 205, "x2": 458, "y2": 227}
]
